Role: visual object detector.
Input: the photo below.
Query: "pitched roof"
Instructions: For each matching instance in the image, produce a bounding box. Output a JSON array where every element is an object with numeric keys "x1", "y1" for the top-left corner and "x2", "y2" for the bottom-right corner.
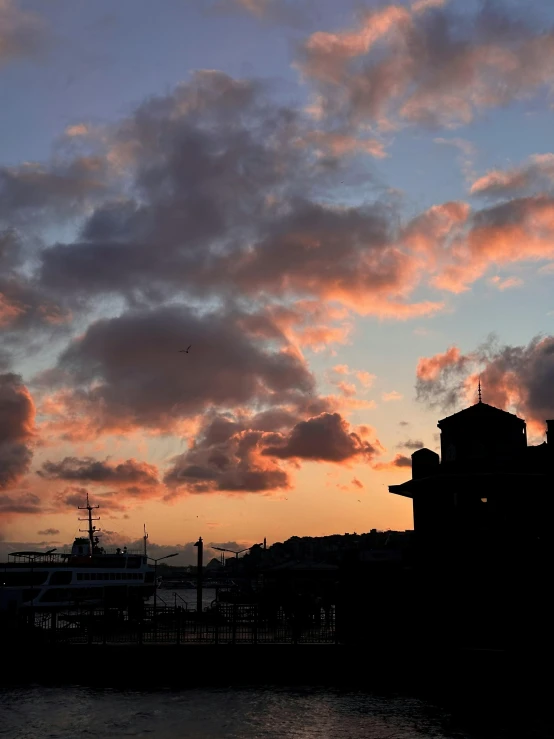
[{"x1": 438, "y1": 401, "x2": 525, "y2": 427}]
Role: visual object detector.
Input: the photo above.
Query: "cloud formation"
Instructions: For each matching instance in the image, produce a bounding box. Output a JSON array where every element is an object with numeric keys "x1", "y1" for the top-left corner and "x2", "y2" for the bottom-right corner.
[
  {"x1": 0, "y1": 157, "x2": 109, "y2": 228},
  {"x1": 400, "y1": 192, "x2": 554, "y2": 294},
  {"x1": 0, "y1": 230, "x2": 70, "y2": 341},
  {"x1": 164, "y1": 410, "x2": 381, "y2": 493},
  {"x1": 37, "y1": 304, "x2": 315, "y2": 439},
  {"x1": 38, "y1": 457, "x2": 161, "y2": 498},
  {"x1": 415, "y1": 335, "x2": 554, "y2": 430},
  {"x1": 0, "y1": 374, "x2": 35, "y2": 490},
  {"x1": 397, "y1": 439, "x2": 424, "y2": 450},
  {"x1": 373, "y1": 453, "x2": 412, "y2": 471},
  {"x1": 0, "y1": 492, "x2": 41, "y2": 514},
  {"x1": 33, "y1": 70, "x2": 443, "y2": 320},
  {"x1": 0, "y1": 0, "x2": 46, "y2": 67},
  {"x1": 298, "y1": 2, "x2": 554, "y2": 130},
  {"x1": 470, "y1": 154, "x2": 554, "y2": 198},
  {"x1": 263, "y1": 412, "x2": 381, "y2": 463}
]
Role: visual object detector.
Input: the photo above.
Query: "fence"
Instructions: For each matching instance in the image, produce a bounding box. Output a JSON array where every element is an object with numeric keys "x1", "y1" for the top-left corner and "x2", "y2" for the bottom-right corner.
[{"x1": 6, "y1": 603, "x2": 338, "y2": 645}]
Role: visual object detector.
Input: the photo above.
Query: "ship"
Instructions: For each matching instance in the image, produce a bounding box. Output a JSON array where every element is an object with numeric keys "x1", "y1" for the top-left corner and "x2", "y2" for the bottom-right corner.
[{"x1": 0, "y1": 496, "x2": 156, "y2": 611}]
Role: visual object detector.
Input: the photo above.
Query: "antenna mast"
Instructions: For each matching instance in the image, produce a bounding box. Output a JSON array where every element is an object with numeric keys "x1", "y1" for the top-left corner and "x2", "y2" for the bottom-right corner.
[
  {"x1": 78, "y1": 492, "x2": 100, "y2": 552},
  {"x1": 143, "y1": 524, "x2": 148, "y2": 557},
  {"x1": 478, "y1": 376, "x2": 482, "y2": 403}
]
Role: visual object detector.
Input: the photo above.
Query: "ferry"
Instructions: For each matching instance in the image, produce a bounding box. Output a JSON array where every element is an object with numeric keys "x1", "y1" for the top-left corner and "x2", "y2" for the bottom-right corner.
[{"x1": 0, "y1": 497, "x2": 155, "y2": 611}]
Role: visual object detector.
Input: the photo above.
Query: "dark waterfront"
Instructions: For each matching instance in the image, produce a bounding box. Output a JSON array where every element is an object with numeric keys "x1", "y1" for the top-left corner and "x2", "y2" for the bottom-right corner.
[{"x1": 0, "y1": 684, "x2": 530, "y2": 739}]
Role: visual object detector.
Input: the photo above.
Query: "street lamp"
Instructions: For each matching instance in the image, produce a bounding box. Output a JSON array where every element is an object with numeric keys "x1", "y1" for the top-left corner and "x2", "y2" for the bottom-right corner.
[
  {"x1": 148, "y1": 553, "x2": 178, "y2": 611},
  {"x1": 212, "y1": 546, "x2": 251, "y2": 560}
]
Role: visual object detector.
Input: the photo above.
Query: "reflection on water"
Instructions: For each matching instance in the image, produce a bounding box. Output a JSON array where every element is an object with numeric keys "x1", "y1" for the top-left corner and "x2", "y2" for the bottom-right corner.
[{"x1": 0, "y1": 685, "x2": 500, "y2": 739}]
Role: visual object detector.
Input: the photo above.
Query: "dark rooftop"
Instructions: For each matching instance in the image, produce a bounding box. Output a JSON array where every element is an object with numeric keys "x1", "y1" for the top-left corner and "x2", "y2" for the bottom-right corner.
[{"x1": 437, "y1": 401, "x2": 525, "y2": 428}]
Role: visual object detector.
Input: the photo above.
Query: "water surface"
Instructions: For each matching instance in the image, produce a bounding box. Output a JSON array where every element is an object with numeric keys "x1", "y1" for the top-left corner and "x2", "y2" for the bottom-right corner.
[{"x1": 0, "y1": 685, "x2": 500, "y2": 739}]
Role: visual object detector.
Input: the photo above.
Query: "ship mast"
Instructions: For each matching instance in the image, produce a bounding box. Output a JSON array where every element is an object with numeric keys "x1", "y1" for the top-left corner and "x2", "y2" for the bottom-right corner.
[{"x1": 78, "y1": 493, "x2": 100, "y2": 553}]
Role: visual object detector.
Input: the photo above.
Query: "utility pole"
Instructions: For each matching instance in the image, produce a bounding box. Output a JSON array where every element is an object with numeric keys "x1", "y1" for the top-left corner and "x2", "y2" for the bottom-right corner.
[{"x1": 194, "y1": 537, "x2": 203, "y2": 616}]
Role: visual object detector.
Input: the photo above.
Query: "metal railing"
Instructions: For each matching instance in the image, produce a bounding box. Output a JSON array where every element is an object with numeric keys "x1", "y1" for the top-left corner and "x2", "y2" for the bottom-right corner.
[{"x1": 3, "y1": 603, "x2": 337, "y2": 646}]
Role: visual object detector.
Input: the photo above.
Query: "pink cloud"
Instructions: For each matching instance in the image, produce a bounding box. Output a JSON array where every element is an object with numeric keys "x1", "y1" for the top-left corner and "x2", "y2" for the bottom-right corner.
[
  {"x1": 301, "y1": 130, "x2": 387, "y2": 159},
  {"x1": 382, "y1": 390, "x2": 403, "y2": 401},
  {"x1": 415, "y1": 335, "x2": 554, "y2": 433},
  {"x1": 470, "y1": 154, "x2": 554, "y2": 198},
  {"x1": 373, "y1": 453, "x2": 412, "y2": 471},
  {"x1": 488, "y1": 275, "x2": 523, "y2": 291},
  {"x1": 298, "y1": 3, "x2": 554, "y2": 131},
  {"x1": 416, "y1": 346, "x2": 464, "y2": 382},
  {"x1": 336, "y1": 381, "x2": 357, "y2": 398},
  {"x1": 332, "y1": 364, "x2": 350, "y2": 375},
  {"x1": 355, "y1": 370, "x2": 376, "y2": 388},
  {"x1": 64, "y1": 123, "x2": 89, "y2": 138}
]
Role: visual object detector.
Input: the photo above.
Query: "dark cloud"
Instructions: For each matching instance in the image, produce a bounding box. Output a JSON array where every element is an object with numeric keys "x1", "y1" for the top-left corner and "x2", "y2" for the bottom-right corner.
[
  {"x1": 37, "y1": 527, "x2": 60, "y2": 536},
  {"x1": 0, "y1": 230, "x2": 70, "y2": 354},
  {"x1": 53, "y1": 486, "x2": 90, "y2": 511},
  {"x1": 52, "y1": 485, "x2": 139, "y2": 513},
  {"x1": 397, "y1": 439, "x2": 424, "y2": 450},
  {"x1": 166, "y1": 407, "x2": 380, "y2": 494},
  {"x1": 263, "y1": 412, "x2": 380, "y2": 463},
  {"x1": 0, "y1": 157, "x2": 109, "y2": 228},
  {"x1": 38, "y1": 71, "x2": 312, "y2": 305},
  {"x1": 163, "y1": 406, "x2": 364, "y2": 494},
  {"x1": 0, "y1": 492, "x2": 41, "y2": 514},
  {"x1": 0, "y1": 374, "x2": 35, "y2": 489},
  {"x1": 38, "y1": 456, "x2": 160, "y2": 490},
  {"x1": 52, "y1": 485, "x2": 128, "y2": 518},
  {"x1": 0, "y1": 0, "x2": 47, "y2": 68},
  {"x1": 164, "y1": 414, "x2": 291, "y2": 494},
  {"x1": 35, "y1": 70, "x2": 435, "y2": 320},
  {"x1": 37, "y1": 304, "x2": 315, "y2": 437}
]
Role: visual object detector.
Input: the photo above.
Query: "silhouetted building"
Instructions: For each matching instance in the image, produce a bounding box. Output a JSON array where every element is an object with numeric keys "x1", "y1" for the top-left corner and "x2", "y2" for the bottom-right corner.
[{"x1": 389, "y1": 399, "x2": 554, "y2": 648}]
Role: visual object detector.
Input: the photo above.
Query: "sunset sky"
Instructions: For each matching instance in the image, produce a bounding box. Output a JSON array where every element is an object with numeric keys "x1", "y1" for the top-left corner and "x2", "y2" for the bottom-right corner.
[{"x1": 2, "y1": 0, "x2": 554, "y2": 563}]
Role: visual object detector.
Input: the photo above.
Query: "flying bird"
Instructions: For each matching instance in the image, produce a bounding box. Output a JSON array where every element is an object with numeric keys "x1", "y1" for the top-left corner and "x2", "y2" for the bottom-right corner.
[{"x1": 179, "y1": 345, "x2": 192, "y2": 353}]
